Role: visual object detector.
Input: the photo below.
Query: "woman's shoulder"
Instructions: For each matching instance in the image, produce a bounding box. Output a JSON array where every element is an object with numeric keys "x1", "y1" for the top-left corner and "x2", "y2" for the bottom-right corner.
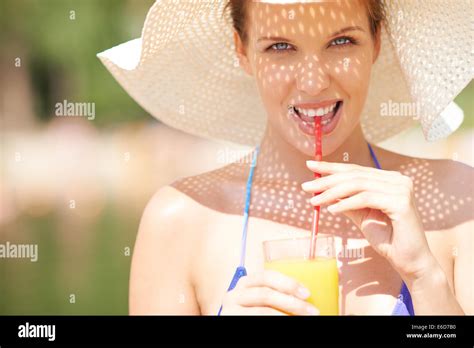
[
  {"x1": 134, "y1": 184, "x2": 213, "y2": 264},
  {"x1": 168, "y1": 162, "x2": 249, "y2": 215},
  {"x1": 377, "y1": 146, "x2": 473, "y2": 229},
  {"x1": 380, "y1": 147, "x2": 473, "y2": 196},
  {"x1": 131, "y1": 184, "x2": 208, "y2": 314},
  {"x1": 143, "y1": 184, "x2": 212, "y2": 229},
  {"x1": 379, "y1": 148, "x2": 473, "y2": 279},
  {"x1": 376, "y1": 144, "x2": 471, "y2": 173},
  {"x1": 140, "y1": 152, "x2": 255, "y2": 235}
]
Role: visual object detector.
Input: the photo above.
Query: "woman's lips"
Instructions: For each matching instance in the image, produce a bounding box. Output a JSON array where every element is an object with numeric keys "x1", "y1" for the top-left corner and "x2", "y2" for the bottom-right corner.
[{"x1": 290, "y1": 101, "x2": 343, "y2": 136}]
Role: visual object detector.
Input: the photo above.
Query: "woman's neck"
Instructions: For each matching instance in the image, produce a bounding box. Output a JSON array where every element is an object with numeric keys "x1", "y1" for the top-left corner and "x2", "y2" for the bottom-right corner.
[{"x1": 255, "y1": 123, "x2": 377, "y2": 183}]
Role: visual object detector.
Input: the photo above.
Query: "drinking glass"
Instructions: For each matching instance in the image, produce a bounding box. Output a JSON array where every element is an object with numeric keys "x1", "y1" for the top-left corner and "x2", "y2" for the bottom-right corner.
[{"x1": 263, "y1": 235, "x2": 339, "y2": 315}]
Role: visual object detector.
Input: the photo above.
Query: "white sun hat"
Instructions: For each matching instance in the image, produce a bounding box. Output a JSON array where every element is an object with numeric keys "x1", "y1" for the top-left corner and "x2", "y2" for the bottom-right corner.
[{"x1": 97, "y1": 0, "x2": 472, "y2": 146}]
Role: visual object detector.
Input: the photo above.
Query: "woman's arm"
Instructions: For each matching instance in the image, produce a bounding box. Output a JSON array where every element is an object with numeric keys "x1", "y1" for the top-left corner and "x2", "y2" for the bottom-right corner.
[
  {"x1": 407, "y1": 162, "x2": 473, "y2": 315},
  {"x1": 302, "y1": 160, "x2": 473, "y2": 315},
  {"x1": 453, "y1": 220, "x2": 474, "y2": 314},
  {"x1": 406, "y1": 219, "x2": 472, "y2": 315},
  {"x1": 129, "y1": 186, "x2": 201, "y2": 315},
  {"x1": 404, "y1": 250, "x2": 465, "y2": 315}
]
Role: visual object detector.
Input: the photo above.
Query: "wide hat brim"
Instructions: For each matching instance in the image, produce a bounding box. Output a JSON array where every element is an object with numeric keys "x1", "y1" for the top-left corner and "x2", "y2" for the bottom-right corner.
[{"x1": 98, "y1": 0, "x2": 472, "y2": 146}]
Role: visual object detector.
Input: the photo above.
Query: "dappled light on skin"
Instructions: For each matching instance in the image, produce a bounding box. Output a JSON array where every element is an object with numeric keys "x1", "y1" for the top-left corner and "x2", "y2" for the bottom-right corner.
[
  {"x1": 169, "y1": 0, "x2": 473, "y2": 314},
  {"x1": 171, "y1": 0, "x2": 467, "y2": 237},
  {"x1": 172, "y1": 144, "x2": 473, "y2": 314},
  {"x1": 172, "y1": 151, "x2": 473, "y2": 233},
  {"x1": 245, "y1": 1, "x2": 370, "y2": 158}
]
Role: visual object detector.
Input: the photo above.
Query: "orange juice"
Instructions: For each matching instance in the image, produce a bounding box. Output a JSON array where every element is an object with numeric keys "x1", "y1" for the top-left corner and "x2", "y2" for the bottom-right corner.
[{"x1": 265, "y1": 257, "x2": 339, "y2": 315}]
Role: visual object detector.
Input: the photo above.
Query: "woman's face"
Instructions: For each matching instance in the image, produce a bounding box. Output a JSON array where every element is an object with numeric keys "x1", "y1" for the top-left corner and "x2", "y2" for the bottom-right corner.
[{"x1": 235, "y1": 0, "x2": 380, "y2": 156}]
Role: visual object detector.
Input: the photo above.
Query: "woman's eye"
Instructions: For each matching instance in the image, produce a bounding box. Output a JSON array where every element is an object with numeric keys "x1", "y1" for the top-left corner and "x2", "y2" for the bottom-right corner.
[
  {"x1": 266, "y1": 36, "x2": 356, "y2": 53},
  {"x1": 266, "y1": 42, "x2": 294, "y2": 53},
  {"x1": 329, "y1": 36, "x2": 356, "y2": 48}
]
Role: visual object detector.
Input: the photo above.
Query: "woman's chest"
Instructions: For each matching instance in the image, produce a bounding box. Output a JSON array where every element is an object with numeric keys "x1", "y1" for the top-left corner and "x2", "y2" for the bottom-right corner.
[{"x1": 192, "y1": 212, "x2": 408, "y2": 315}]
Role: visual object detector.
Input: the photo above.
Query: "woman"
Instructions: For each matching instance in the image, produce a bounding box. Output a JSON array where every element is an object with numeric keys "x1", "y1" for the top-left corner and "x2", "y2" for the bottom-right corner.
[{"x1": 99, "y1": 0, "x2": 473, "y2": 315}]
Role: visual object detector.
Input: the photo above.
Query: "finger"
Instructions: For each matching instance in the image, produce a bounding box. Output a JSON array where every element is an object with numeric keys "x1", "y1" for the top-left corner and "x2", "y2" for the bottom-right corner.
[
  {"x1": 302, "y1": 171, "x2": 403, "y2": 195},
  {"x1": 306, "y1": 161, "x2": 371, "y2": 174},
  {"x1": 306, "y1": 160, "x2": 404, "y2": 178},
  {"x1": 237, "y1": 270, "x2": 311, "y2": 300},
  {"x1": 238, "y1": 287, "x2": 319, "y2": 316},
  {"x1": 327, "y1": 192, "x2": 408, "y2": 216},
  {"x1": 309, "y1": 178, "x2": 401, "y2": 206}
]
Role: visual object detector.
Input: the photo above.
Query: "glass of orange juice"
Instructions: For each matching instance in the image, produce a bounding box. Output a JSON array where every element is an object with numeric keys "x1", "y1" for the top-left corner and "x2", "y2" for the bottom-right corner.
[{"x1": 263, "y1": 235, "x2": 339, "y2": 315}]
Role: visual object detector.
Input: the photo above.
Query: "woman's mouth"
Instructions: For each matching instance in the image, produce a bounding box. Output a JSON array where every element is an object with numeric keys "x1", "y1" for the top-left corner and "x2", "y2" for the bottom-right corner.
[{"x1": 289, "y1": 100, "x2": 343, "y2": 136}]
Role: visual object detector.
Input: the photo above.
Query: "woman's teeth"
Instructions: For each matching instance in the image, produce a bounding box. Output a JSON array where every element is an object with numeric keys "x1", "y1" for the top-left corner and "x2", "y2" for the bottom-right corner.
[
  {"x1": 288, "y1": 100, "x2": 342, "y2": 135},
  {"x1": 291, "y1": 101, "x2": 340, "y2": 127},
  {"x1": 295, "y1": 102, "x2": 337, "y2": 118}
]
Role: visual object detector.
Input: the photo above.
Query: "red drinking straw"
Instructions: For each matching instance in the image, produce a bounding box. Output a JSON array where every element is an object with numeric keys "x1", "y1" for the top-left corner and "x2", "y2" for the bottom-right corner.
[{"x1": 309, "y1": 116, "x2": 322, "y2": 259}]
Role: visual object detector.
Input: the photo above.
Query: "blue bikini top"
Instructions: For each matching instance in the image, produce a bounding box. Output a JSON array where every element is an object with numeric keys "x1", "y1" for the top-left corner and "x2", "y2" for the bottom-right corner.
[{"x1": 217, "y1": 143, "x2": 414, "y2": 316}]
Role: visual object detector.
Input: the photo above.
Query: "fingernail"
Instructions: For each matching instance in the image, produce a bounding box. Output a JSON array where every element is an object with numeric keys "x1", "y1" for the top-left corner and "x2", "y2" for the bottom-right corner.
[
  {"x1": 306, "y1": 160, "x2": 316, "y2": 167},
  {"x1": 301, "y1": 182, "x2": 310, "y2": 190},
  {"x1": 307, "y1": 306, "x2": 319, "y2": 315},
  {"x1": 297, "y1": 287, "x2": 311, "y2": 299}
]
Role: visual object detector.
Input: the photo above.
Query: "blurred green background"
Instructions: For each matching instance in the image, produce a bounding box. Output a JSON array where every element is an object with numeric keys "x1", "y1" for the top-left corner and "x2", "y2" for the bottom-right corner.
[
  {"x1": 1, "y1": 0, "x2": 154, "y2": 315},
  {"x1": 0, "y1": 0, "x2": 472, "y2": 315},
  {"x1": 0, "y1": 0, "x2": 154, "y2": 126}
]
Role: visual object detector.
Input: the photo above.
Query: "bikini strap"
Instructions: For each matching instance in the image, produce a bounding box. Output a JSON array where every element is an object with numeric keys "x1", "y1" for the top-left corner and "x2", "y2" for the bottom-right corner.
[
  {"x1": 239, "y1": 145, "x2": 260, "y2": 267},
  {"x1": 217, "y1": 146, "x2": 259, "y2": 316},
  {"x1": 368, "y1": 143, "x2": 381, "y2": 170}
]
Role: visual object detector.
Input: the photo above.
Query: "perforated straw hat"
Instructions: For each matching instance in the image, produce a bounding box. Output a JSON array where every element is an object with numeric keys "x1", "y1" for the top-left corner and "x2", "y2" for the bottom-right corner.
[{"x1": 97, "y1": 0, "x2": 472, "y2": 146}]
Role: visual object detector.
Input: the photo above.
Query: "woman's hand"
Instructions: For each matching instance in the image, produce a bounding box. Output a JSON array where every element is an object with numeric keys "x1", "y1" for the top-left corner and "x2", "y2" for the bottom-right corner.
[
  {"x1": 219, "y1": 270, "x2": 319, "y2": 315},
  {"x1": 302, "y1": 160, "x2": 436, "y2": 283}
]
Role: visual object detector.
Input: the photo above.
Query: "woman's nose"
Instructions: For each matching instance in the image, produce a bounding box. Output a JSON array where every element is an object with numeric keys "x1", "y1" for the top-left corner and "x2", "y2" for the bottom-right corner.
[{"x1": 295, "y1": 56, "x2": 330, "y2": 95}]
